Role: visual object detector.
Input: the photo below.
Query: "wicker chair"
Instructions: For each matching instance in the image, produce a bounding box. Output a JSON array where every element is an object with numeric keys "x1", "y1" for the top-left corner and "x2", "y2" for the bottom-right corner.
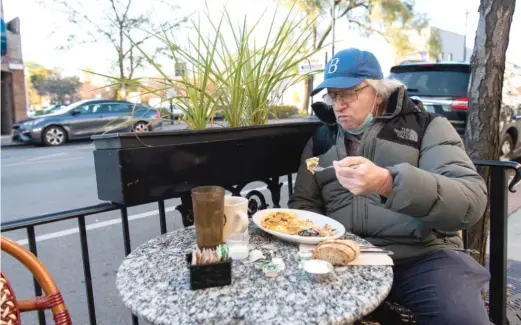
[{"x1": 1, "y1": 236, "x2": 72, "y2": 325}]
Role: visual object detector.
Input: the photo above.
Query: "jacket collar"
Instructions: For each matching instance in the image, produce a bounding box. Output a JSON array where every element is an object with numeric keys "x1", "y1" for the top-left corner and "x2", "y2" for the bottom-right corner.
[{"x1": 378, "y1": 86, "x2": 424, "y2": 119}]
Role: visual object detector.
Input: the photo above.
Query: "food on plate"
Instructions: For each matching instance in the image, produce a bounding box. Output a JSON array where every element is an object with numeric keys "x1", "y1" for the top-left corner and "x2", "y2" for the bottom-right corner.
[
  {"x1": 261, "y1": 211, "x2": 312, "y2": 234},
  {"x1": 298, "y1": 228, "x2": 320, "y2": 237},
  {"x1": 298, "y1": 224, "x2": 336, "y2": 237},
  {"x1": 260, "y1": 211, "x2": 336, "y2": 237},
  {"x1": 305, "y1": 157, "x2": 320, "y2": 174},
  {"x1": 312, "y1": 239, "x2": 360, "y2": 266}
]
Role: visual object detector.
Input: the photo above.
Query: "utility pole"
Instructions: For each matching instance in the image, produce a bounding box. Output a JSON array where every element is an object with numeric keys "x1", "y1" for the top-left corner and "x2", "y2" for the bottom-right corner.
[
  {"x1": 463, "y1": 11, "x2": 469, "y2": 61},
  {"x1": 332, "y1": 0, "x2": 336, "y2": 55}
]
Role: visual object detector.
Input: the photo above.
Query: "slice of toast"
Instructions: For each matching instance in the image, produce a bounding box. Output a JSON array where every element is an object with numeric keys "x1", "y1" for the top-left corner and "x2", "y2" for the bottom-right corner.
[
  {"x1": 312, "y1": 241, "x2": 360, "y2": 266},
  {"x1": 315, "y1": 239, "x2": 358, "y2": 250}
]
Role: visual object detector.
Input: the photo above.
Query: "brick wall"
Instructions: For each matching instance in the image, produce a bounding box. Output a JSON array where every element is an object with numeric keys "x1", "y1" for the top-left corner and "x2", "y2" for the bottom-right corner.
[
  {"x1": 1, "y1": 16, "x2": 27, "y2": 126},
  {"x1": 11, "y1": 69, "x2": 26, "y2": 121}
]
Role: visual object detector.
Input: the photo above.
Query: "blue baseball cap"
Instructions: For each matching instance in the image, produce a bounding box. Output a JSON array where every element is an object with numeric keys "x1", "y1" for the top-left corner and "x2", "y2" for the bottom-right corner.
[{"x1": 310, "y1": 48, "x2": 384, "y2": 96}]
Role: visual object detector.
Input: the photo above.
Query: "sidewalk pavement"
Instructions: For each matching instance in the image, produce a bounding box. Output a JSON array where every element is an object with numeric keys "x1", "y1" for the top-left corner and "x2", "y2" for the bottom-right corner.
[
  {"x1": 0, "y1": 135, "x2": 25, "y2": 148},
  {"x1": 495, "y1": 208, "x2": 521, "y2": 324},
  {"x1": 507, "y1": 208, "x2": 521, "y2": 261},
  {"x1": 509, "y1": 179, "x2": 521, "y2": 215}
]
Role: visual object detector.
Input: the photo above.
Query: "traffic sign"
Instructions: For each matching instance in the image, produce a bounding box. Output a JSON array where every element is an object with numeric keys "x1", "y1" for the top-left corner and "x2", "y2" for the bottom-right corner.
[{"x1": 298, "y1": 58, "x2": 324, "y2": 75}]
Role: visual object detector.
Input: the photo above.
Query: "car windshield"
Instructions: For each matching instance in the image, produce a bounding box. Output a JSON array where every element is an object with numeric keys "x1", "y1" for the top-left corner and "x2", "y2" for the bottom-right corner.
[
  {"x1": 53, "y1": 100, "x2": 91, "y2": 115},
  {"x1": 389, "y1": 65, "x2": 471, "y2": 97},
  {"x1": 43, "y1": 105, "x2": 60, "y2": 112}
]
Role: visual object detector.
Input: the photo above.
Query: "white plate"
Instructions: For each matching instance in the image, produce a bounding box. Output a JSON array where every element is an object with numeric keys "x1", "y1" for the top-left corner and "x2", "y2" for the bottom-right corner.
[{"x1": 251, "y1": 208, "x2": 346, "y2": 244}]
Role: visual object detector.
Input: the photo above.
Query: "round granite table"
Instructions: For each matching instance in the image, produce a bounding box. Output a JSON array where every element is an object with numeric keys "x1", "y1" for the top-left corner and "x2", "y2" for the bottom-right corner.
[{"x1": 116, "y1": 223, "x2": 393, "y2": 325}]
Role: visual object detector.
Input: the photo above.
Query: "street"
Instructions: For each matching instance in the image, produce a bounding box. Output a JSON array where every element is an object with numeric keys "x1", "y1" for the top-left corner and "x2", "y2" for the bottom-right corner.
[
  {"x1": 2, "y1": 143, "x2": 100, "y2": 221},
  {"x1": 1, "y1": 140, "x2": 293, "y2": 325},
  {"x1": 2, "y1": 138, "x2": 521, "y2": 325}
]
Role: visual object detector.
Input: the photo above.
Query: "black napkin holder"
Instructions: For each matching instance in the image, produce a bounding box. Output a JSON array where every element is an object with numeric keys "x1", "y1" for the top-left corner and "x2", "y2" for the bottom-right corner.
[{"x1": 185, "y1": 253, "x2": 232, "y2": 290}]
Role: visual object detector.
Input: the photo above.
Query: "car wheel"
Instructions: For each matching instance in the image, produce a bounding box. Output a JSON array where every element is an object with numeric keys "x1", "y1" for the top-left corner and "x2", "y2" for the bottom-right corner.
[
  {"x1": 132, "y1": 121, "x2": 150, "y2": 133},
  {"x1": 500, "y1": 134, "x2": 514, "y2": 161},
  {"x1": 42, "y1": 126, "x2": 67, "y2": 146}
]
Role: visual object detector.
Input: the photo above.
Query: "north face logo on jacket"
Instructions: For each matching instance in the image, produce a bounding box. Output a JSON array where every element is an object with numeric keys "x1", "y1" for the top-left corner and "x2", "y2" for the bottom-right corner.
[{"x1": 393, "y1": 127, "x2": 419, "y2": 143}]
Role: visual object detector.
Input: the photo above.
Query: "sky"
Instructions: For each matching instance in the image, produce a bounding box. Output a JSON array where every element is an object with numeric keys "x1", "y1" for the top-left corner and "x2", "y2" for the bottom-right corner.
[{"x1": 3, "y1": 0, "x2": 520, "y2": 83}]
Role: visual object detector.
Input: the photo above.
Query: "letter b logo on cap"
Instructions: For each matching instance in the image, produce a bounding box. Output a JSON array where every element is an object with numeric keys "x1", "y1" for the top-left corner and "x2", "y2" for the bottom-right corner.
[{"x1": 327, "y1": 58, "x2": 339, "y2": 74}]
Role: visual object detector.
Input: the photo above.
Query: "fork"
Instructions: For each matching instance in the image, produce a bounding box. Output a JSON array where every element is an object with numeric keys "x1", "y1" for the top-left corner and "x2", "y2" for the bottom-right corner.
[
  {"x1": 311, "y1": 165, "x2": 335, "y2": 172},
  {"x1": 359, "y1": 244, "x2": 394, "y2": 255},
  {"x1": 360, "y1": 249, "x2": 394, "y2": 255},
  {"x1": 311, "y1": 164, "x2": 360, "y2": 173}
]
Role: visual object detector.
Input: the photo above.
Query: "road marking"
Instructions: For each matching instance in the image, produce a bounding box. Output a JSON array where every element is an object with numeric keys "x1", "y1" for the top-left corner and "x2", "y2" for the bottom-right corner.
[
  {"x1": 3, "y1": 157, "x2": 84, "y2": 167},
  {"x1": 15, "y1": 207, "x2": 178, "y2": 246},
  {"x1": 70, "y1": 144, "x2": 95, "y2": 150},
  {"x1": 15, "y1": 181, "x2": 290, "y2": 245},
  {"x1": 27, "y1": 152, "x2": 67, "y2": 161},
  {"x1": 75, "y1": 146, "x2": 95, "y2": 150}
]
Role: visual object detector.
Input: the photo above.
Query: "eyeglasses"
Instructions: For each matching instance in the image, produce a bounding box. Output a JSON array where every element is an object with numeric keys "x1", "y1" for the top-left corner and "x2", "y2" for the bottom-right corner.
[{"x1": 322, "y1": 85, "x2": 370, "y2": 105}]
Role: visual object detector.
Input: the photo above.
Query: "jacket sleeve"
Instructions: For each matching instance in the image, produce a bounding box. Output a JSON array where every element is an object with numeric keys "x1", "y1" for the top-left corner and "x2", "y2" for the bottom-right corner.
[
  {"x1": 287, "y1": 138, "x2": 326, "y2": 214},
  {"x1": 383, "y1": 116, "x2": 488, "y2": 231}
]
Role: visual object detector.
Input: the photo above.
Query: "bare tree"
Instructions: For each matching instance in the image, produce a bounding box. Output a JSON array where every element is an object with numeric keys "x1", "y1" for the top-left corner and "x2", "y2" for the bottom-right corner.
[
  {"x1": 464, "y1": 0, "x2": 516, "y2": 265},
  {"x1": 44, "y1": 0, "x2": 187, "y2": 99},
  {"x1": 280, "y1": 0, "x2": 427, "y2": 113}
]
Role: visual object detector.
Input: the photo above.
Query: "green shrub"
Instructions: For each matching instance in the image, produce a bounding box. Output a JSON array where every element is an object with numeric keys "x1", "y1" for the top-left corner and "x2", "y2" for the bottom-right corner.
[{"x1": 268, "y1": 105, "x2": 299, "y2": 119}]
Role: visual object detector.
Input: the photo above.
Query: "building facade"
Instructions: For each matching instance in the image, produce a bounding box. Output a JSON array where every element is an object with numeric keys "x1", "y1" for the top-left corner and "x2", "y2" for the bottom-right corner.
[
  {"x1": 1, "y1": 2, "x2": 27, "y2": 135},
  {"x1": 401, "y1": 26, "x2": 472, "y2": 63}
]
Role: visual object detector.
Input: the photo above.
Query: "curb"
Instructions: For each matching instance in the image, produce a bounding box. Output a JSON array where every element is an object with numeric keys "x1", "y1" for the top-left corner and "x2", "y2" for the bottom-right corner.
[
  {"x1": 1, "y1": 143, "x2": 28, "y2": 149},
  {"x1": 0, "y1": 138, "x2": 28, "y2": 148}
]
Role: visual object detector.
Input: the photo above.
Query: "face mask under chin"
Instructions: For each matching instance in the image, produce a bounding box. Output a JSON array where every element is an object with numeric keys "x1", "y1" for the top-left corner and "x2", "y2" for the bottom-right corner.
[{"x1": 342, "y1": 92, "x2": 379, "y2": 135}]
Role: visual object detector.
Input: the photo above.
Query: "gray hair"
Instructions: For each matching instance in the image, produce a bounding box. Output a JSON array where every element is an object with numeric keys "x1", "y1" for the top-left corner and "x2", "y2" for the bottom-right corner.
[{"x1": 366, "y1": 78, "x2": 404, "y2": 99}]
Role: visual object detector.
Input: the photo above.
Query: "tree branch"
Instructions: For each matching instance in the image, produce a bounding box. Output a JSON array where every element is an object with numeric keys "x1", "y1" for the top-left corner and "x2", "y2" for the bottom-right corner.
[
  {"x1": 315, "y1": 0, "x2": 368, "y2": 49},
  {"x1": 121, "y1": 19, "x2": 184, "y2": 59},
  {"x1": 312, "y1": 24, "x2": 318, "y2": 50},
  {"x1": 316, "y1": 24, "x2": 333, "y2": 49},
  {"x1": 109, "y1": 0, "x2": 122, "y2": 24},
  {"x1": 347, "y1": 19, "x2": 388, "y2": 41},
  {"x1": 56, "y1": 0, "x2": 120, "y2": 51},
  {"x1": 44, "y1": 0, "x2": 185, "y2": 85},
  {"x1": 337, "y1": 1, "x2": 369, "y2": 20},
  {"x1": 121, "y1": 0, "x2": 133, "y2": 23},
  {"x1": 128, "y1": 47, "x2": 135, "y2": 79},
  {"x1": 122, "y1": 35, "x2": 151, "y2": 59}
]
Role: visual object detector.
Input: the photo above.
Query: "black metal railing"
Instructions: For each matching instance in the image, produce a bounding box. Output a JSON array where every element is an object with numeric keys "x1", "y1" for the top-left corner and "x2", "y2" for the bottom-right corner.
[
  {"x1": 0, "y1": 175, "x2": 286, "y2": 325},
  {"x1": 1, "y1": 161, "x2": 521, "y2": 325},
  {"x1": 1, "y1": 201, "x2": 170, "y2": 325},
  {"x1": 472, "y1": 160, "x2": 521, "y2": 325}
]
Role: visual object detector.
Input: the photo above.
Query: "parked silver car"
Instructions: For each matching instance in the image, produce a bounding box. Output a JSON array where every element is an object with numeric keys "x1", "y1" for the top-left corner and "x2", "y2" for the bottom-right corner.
[{"x1": 12, "y1": 99, "x2": 163, "y2": 146}]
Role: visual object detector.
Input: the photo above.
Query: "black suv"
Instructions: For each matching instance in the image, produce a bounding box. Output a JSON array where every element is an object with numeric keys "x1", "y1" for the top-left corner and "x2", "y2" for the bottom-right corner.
[{"x1": 389, "y1": 62, "x2": 521, "y2": 160}]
